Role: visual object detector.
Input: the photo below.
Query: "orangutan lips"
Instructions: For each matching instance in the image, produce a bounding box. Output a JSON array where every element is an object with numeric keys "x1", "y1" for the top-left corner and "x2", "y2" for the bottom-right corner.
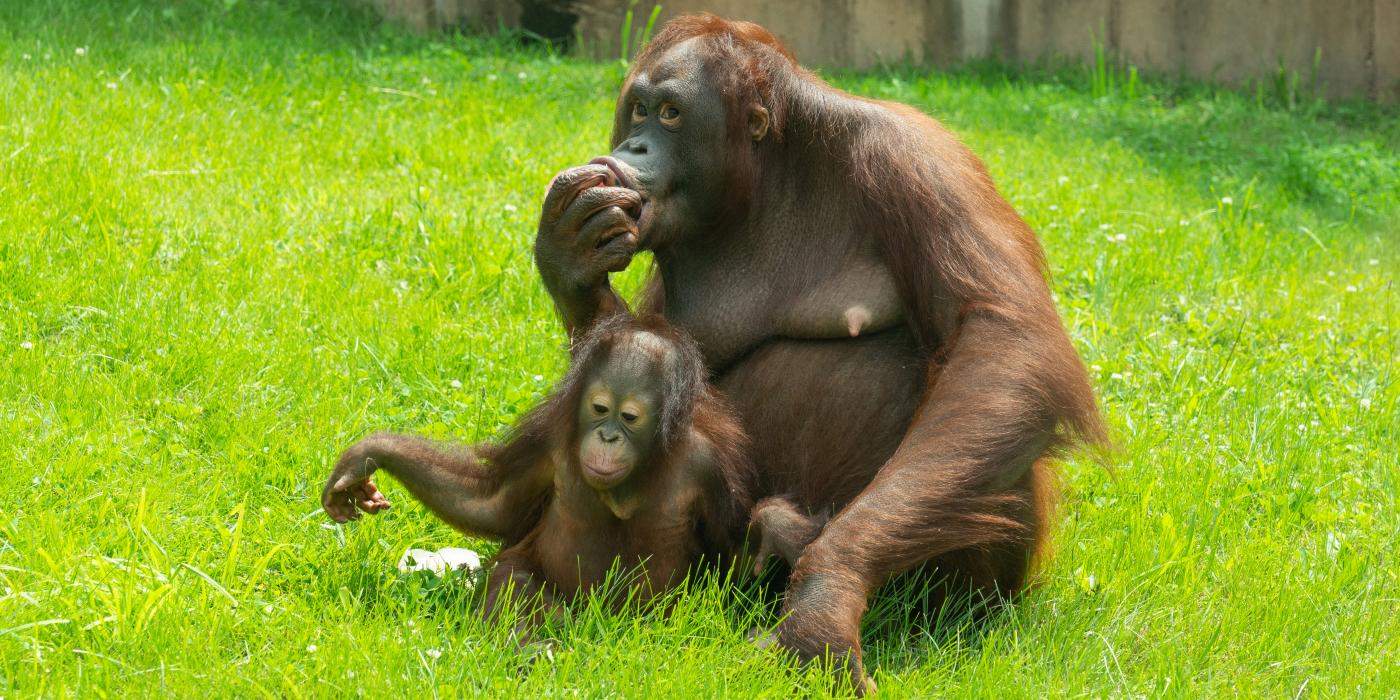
[{"x1": 588, "y1": 155, "x2": 637, "y2": 191}]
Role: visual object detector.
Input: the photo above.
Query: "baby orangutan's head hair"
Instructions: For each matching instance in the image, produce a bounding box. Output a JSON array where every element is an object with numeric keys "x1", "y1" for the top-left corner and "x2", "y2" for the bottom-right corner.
[{"x1": 563, "y1": 313, "x2": 709, "y2": 448}]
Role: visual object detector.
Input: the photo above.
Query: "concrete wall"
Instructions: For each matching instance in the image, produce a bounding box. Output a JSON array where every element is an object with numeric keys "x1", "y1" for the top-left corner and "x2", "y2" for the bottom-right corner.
[{"x1": 364, "y1": 0, "x2": 1400, "y2": 103}]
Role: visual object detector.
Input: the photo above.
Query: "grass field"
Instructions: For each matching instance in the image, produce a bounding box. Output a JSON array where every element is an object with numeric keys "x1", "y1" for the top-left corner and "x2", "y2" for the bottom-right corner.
[{"x1": 2, "y1": 1, "x2": 1397, "y2": 696}]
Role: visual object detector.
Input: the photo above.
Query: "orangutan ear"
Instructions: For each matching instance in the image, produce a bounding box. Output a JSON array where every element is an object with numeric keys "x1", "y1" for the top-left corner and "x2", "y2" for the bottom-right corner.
[{"x1": 749, "y1": 105, "x2": 770, "y2": 142}]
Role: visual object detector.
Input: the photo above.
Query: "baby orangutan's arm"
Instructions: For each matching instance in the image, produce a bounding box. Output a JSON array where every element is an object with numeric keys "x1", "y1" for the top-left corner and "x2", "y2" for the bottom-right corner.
[
  {"x1": 748, "y1": 497, "x2": 831, "y2": 576},
  {"x1": 322, "y1": 432, "x2": 553, "y2": 541}
]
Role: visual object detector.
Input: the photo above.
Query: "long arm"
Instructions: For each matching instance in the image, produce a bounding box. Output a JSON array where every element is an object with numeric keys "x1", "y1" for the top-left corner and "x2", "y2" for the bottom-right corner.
[
  {"x1": 323, "y1": 432, "x2": 553, "y2": 541},
  {"x1": 774, "y1": 312, "x2": 1066, "y2": 694},
  {"x1": 769, "y1": 111, "x2": 1106, "y2": 693}
]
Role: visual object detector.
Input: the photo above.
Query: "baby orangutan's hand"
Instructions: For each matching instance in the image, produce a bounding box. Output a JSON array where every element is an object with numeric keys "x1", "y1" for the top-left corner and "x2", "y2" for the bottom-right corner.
[
  {"x1": 322, "y1": 452, "x2": 393, "y2": 523},
  {"x1": 748, "y1": 497, "x2": 828, "y2": 576}
]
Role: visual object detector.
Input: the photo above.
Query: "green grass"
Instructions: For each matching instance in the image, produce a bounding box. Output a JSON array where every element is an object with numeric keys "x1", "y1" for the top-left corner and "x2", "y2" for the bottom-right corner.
[{"x1": 2, "y1": 1, "x2": 1397, "y2": 696}]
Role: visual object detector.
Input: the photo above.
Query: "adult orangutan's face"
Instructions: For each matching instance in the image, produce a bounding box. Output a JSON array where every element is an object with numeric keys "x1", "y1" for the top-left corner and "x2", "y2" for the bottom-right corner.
[{"x1": 595, "y1": 40, "x2": 756, "y2": 250}]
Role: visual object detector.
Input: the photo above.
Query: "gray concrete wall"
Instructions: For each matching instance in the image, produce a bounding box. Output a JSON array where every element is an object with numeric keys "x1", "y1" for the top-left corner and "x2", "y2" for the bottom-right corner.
[{"x1": 364, "y1": 0, "x2": 1400, "y2": 103}]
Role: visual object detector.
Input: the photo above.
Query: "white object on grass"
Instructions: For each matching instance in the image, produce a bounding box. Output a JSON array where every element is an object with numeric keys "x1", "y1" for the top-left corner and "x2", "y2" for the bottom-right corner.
[{"x1": 397, "y1": 547, "x2": 482, "y2": 576}]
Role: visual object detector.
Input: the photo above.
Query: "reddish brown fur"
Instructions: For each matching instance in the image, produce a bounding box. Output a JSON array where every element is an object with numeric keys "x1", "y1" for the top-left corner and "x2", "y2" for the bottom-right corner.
[
  {"x1": 344, "y1": 13, "x2": 1108, "y2": 690},
  {"x1": 480, "y1": 315, "x2": 756, "y2": 619},
  {"x1": 324, "y1": 314, "x2": 756, "y2": 631},
  {"x1": 611, "y1": 16, "x2": 1107, "y2": 688}
]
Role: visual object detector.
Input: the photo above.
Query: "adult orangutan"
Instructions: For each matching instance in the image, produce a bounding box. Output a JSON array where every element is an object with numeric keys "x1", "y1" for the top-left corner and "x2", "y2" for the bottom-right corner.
[
  {"x1": 533, "y1": 15, "x2": 1106, "y2": 690},
  {"x1": 330, "y1": 13, "x2": 1104, "y2": 693}
]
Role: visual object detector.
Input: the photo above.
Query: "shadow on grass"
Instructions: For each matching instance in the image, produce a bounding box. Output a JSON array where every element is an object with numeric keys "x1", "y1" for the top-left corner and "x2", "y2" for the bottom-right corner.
[
  {"x1": 860, "y1": 567, "x2": 1023, "y2": 680},
  {"x1": 328, "y1": 554, "x2": 1013, "y2": 692},
  {"x1": 731, "y1": 561, "x2": 1021, "y2": 684},
  {"x1": 843, "y1": 59, "x2": 1399, "y2": 232}
]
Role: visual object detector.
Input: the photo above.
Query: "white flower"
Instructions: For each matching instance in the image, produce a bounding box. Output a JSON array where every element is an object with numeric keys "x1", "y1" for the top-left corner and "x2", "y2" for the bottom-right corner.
[
  {"x1": 487, "y1": 74, "x2": 498, "y2": 81},
  {"x1": 1360, "y1": 398, "x2": 1372, "y2": 409},
  {"x1": 1110, "y1": 372, "x2": 1123, "y2": 380},
  {"x1": 1369, "y1": 259, "x2": 1379, "y2": 266},
  {"x1": 1220, "y1": 196, "x2": 1233, "y2": 205},
  {"x1": 1178, "y1": 219, "x2": 1190, "y2": 226},
  {"x1": 503, "y1": 203, "x2": 517, "y2": 212},
  {"x1": 1048, "y1": 204, "x2": 1058, "y2": 211},
  {"x1": 106, "y1": 82, "x2": 118, "y2": 90},
  {"x1": 425, "y1": 648, "x2": 442, "y2": 659},
  {"x1": 306, "y1": 644, "x2": 318, "y2": 653},
  {"x1": 1057, "y1": 175, "x2": 1069, "y2": 185},
  {"x1": 533, "y1": 374, "x2": 543, "y2": 382},
  {"x1": 517, "y1": 71, "x2": 527, "y2": 80},
  {"x1": 1345, "y1": 285, "x2": 1357, "y2": 293},
  {"x1": 1099, "y1": 224, "x2": 1110, "y2": 230},
  {"x1": 19, "y1": 341, "x2": 33, "y2": 350},
  {"x1": 1114, "y1": 233, "x2": 1127, "y2": 242},
  {"x1": 75, "y1": 47, "x2": 87, "y2": 56},
  {"x1": 22, "y1": 53, "x2": 31, "y2": 60},
  {"x1": 450, "y1": 379, "x2": 462, "y2": 389}
]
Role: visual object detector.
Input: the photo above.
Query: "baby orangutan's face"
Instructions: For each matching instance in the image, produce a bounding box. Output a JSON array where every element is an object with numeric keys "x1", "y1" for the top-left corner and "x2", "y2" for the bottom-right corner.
[{"x1": 575, "y1": 366, "x2": 662, "y2": 493}]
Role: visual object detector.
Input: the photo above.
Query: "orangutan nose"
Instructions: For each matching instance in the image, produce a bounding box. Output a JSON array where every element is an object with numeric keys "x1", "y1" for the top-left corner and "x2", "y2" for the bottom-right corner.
[{"x1": 598, "y1": 429, "x2": 621, "y2": 444}]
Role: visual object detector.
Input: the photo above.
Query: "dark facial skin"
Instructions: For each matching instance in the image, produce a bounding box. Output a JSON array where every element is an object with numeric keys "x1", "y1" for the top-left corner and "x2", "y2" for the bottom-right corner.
[
  {"x1": 575, "y1": 352, "x2": 662, "y2": 493},
  {"x1": 534, "y1": 42, "x2": 777, "y2": 340},
  {"x1": 599, "y1": 39, "x2": 735, "y2": 249}
]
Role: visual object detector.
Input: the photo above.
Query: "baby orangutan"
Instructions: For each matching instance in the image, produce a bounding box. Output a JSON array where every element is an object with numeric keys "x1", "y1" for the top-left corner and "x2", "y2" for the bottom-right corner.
[{"x1": 322, "y1": 314, "x2": 755, "y2": 630}]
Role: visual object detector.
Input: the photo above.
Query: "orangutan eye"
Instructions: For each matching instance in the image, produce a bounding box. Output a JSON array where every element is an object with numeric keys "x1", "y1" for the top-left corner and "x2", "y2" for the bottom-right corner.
[
  {"x1": 592, "y1": 402, "x2": 609, "y2": 415},
  {"x1": 631, "y1": 102, "x2": 648, "y2": 123},
  {"x1": 659, "y1": 104, "x2": 681, "y2": 127},
  {"x1": 621, "y1": 410, "x2": 639, "y2": 424}
]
